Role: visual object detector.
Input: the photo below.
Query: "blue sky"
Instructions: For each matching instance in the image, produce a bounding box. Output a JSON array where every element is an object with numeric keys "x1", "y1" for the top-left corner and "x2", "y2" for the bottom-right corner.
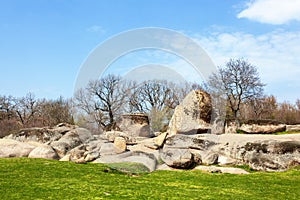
[{"x1": 0, "y1": 0, "x2": 300, "y2": 102}]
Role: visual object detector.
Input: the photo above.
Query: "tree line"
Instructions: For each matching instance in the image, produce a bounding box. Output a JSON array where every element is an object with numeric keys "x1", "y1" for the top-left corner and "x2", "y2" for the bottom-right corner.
[
  {"x1": 0, "y1": 94, "x2": 74, "y2": 137},
  {"x1": 1, "y1": 58, "x2": 300, "y2": 137}
]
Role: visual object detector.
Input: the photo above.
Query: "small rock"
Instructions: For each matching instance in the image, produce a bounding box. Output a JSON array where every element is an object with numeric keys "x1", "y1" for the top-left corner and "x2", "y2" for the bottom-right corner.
[{"x1": 153, "y1": 132, "x2": 168, "y2": 147}]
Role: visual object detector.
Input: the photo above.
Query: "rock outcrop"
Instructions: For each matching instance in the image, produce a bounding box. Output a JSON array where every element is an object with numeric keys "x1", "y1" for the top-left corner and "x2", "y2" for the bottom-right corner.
[
  {"x1": 214, "y1": 134, "x2": 300, "y2": 171},
  {"x1": 168, "y1": 90, "x2": 212, "y2": 135},
  {"x1": 286, "y1": 125, "x2": 300, "y2": 132},
  {"x1": 50, "y1": 128, "x2": 94, "y2": 158},
  {"x1": 117, "y1": 114, "x2": 151, "y2": 137},
  {"x1": 0, "y1": 139, "x2": 37, "y2": 158},
  {"x1": 238, "y1": 124, "x2": 286, "y2": 134},
  {"x1": 1, "y1": 122, "x2": 300, "y2": 172},
  {"x1": 28, "y1": 145, "x2": 58, "y2": 160}
]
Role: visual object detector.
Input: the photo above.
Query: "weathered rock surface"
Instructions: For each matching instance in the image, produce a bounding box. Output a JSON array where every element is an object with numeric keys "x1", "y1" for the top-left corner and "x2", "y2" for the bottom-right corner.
[
  {"x1": 164, "y1": 134, "x2": 216, "y2": 150},
  {"x1": 114, "y1": 137, "x2": 127, "y2": 153},
  {"x1": 28, "y1": 145, "x2": 58, "y2": 160},
  {"x1": 161, "y1": 134, "x2": 217, "y2": 169},
  {"x1": 201, "y1": 151, "x2": 218, "y2": 165},
  {"x1": 214, "y1": 134, "x2": 300, "y2": 171},
  {"x1": 5, "y1": 128, "x2": 62, "y2": 143},
  {"x1": 50, "y1": 128, "x2": 94, "y2": 158},
  {"x1": 161, "y1": 148, "x2": 194, "y2": 169},
  {"x1": 153, "y1": 132, "x2": 168, "y2": 147},
  {"x1": 194, "y1": 166, "x2": 249, "y2": 174},
  {"x1": 237, "y1": 124, "x2": 286, "y2": 134},
  {"x1": 0, "y1": 139, "x2": 36, "y2": 158},
  {"x1": 4, "y1": 123, "x2": 78, "y2": 143},
  {"x1": 105, "y1": 131, "x2": 126, "y2": 142},
  {"x1": 2, "y1": 122, "x2": 300, "y2": 172},
  {"x1": 94, "y1": 151, "x2": 157, "y2": 172},
  {"x1": 117, "y1": 114, "x2": 151, "y2": 137},
  {"x1": 168, "y1": 90, "x2": 212, "y2": 135},
  {"x1": 286, "y1": 125, "x2": 300, "y2": 132}
]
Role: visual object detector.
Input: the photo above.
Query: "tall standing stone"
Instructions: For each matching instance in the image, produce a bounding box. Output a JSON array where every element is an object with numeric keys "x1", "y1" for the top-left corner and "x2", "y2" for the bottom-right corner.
[{"x1": 168, "y1": 90, "x2": 212, "y2": 135}]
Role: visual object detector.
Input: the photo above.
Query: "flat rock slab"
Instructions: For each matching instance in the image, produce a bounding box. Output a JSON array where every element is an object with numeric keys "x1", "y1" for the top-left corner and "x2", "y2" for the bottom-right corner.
[
  {"x1": 194, "y1": 166, "x2": 249, "y2": 174},
  {"x1": 93, "y1": 151, "x2": 157, "y2": 172}
]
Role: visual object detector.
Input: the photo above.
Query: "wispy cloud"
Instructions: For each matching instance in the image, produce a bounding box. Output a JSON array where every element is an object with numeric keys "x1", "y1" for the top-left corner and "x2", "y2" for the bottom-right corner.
[
  {"x1": 86, "y1": 25, "x2": 106, "y2": 33},
  {"x1": 237, "y1": 0, "x2": 300, "y2": 25},
  {"x1": 194, "y1": 30, "x2": 300, "y2": 102}
]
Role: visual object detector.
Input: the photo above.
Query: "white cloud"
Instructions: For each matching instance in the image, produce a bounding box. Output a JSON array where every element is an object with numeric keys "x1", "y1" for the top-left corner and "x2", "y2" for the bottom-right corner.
[
  {"x1": 194, "y1": 30, "x2": 300, "y2": 102},
  {"x1": 237, "y1": 0, "x2": 300, "y2": 25},
  {"x1": 86, "y1": 25, "x2": 106, "y2": 33}
]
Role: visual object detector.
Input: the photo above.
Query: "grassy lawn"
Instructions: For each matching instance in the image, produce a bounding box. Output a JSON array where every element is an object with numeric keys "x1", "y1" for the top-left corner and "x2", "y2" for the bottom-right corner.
[{"x1": 1, "y1": 158, "x2": 300, "y2": 199}]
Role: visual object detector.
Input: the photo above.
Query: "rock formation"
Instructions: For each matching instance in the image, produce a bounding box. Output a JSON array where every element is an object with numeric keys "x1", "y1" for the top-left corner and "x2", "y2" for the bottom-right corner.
[
  {"x1": 1, "y1": 121, "x2": 300, "y2": 173},
  {"x1": 117, "y1": 114, "x2": 151, "y2": 137},
  {"x1": 168, "y1": 90, "x2": 212, "y2": 135}
]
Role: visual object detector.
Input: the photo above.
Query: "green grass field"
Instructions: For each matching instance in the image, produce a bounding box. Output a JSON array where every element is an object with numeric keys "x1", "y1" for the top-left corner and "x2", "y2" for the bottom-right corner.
[{"x1": 1, "y1": 158, "x2": 300, "y2": 199}]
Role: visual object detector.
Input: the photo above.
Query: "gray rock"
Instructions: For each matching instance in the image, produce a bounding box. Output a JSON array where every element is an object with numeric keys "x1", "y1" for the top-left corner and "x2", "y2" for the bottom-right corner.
[
  {"x1": 105, "y1": 131, "x2": 126, "y2": 142},
  {"x1": 238, "y1": 124, "x2": 286, "y2": 134},
  {"x1": 201, "y1": 151, "x2": 218, "y2": 165},
  {"x1": 127, "y1": 143, "x2": 160, "y2": 160},
  {"x1": 217, "y1": 155, "x2": 237, "y2": 165},
  {"x1": 215, "y1": 134, "x2": 300, "y2": 171},
  {"x1": 50, "y1": 128, "x2": 94, "y2": 158},
  {"x1": 153, "y1": 132, "x2": 168, "y2": 148},
  {"x1": 94, "y1": 151, "x2": 157, "y2": 172},
  {"x1": 188, "y1": 149, "x2": 202, "y2": 164},
  {"x1": 114, "y1": 137, "x2": 127, "y2": 154},
  {"x1": 161, "y1": 148, "x2": 194, "y2": 169},
  {"x1": 4, "y1": 127, "x2": 63, "y2": 143},
  {"x1": 168, "y1": 90, "x2": 212, "y2": 135},
  {"x1": 117, "y1": 114, "x2": 151, "y2": 137},
  {"x1": 99, "y1": 143, "x2": 116, "y2": 156},
  {"x1": 67, "y1": 145, "x2": 87, "y2": 161},
  {"x1": 28, "y1": 145, "x2": 58, "y2": 160},
  {"x1": 194, "y1": 166, "x2": 249, "y2": 174},
  {"x1": 286, "y1": 124, "x2": 300, "y2": 132},
  {"x1": 84, "y1": 152, "x2": 100, "y2": 162},
  {"x1": 0, "y1": 139, "x2": 36, "y2": 158},
  {"x1": 4, "y1": 124, "x2": 78, "y2": 144},
  {"x1": 164, "y1": 134, "x2": 215, "y2": 150}
]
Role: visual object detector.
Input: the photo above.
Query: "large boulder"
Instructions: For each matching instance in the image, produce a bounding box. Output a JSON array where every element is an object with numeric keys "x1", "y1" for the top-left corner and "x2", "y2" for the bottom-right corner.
[
  {"x1": 0, "y1": 139, "x2": 36, "y2": 158},
  {"x1": 161, "y1": 148, "x2": 194, "y2": 169},
  {"x1": 94, "y1": 151, "x2": 158, "y2": 172},
  {"x1": 161, "y1": 134, "x2": 217, "y2": 169},
  {"x1": 28, "y1": 145, "x2": 58, "y2": 160},
  {"x1": 117, "y1": 114, "x2": 151, "y2": 137},
  {"x1": 50, "y1": 128, "x2": 94, "y2": 158},
  {"x1": 214, "y1": 134, "x2": 300, "y2": 171},
  {"x1": 168, "y1": 90, "x2": 212, "y2": 135}
]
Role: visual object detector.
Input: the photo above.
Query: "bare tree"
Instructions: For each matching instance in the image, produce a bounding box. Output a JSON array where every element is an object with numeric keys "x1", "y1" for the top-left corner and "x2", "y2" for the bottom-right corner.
[
  {"x1": 15, "y1": 93, "x2": 40, "y2": 127},
  {"x1": 39, "y1": 97, "x2": 74, "y2": 126},
  {"x1": 208, "y1": 58, "x2": 265, "y2": 121},
  {"x1": 74, "y1": 75, "x2": 131, "y2": 130},
  {"x1": 129, "y1": 80, "x2": 178, "y2": 113},
  {"x1": 0, "y1": 95, "x2": 16, "y2": 120}
]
